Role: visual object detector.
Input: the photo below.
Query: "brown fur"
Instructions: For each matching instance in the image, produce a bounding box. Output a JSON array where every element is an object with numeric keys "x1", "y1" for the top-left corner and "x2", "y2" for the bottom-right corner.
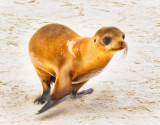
[{"x1": 29, "y1": 23, "x2": 127, "y2": 101}]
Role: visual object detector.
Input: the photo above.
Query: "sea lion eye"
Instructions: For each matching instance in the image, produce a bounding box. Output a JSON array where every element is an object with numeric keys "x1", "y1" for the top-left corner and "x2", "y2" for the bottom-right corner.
[
  {"x1": 103, "y1": 36, "x2": 112, "y2": 45},
  {"x1": 122, "y1": 33, "x2": 125, "y2": 39}
]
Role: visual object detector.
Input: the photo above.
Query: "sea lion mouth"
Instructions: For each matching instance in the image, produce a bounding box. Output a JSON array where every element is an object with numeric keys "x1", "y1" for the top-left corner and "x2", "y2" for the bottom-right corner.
[
  {"x1": 111, "y1": 47, "x2": 123, "y2": 51},
  {"x1": 111, "y1": 44, "x2": 128, "y2": 59},
  {"x1": 111, "y1": 42, "x2": 127, "y2": 51}
]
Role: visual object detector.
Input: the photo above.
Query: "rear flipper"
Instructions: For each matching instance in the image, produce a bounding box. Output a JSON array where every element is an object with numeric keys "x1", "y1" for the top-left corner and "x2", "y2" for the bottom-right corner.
[
  {"x1": 34, "y1": 68, "x2": 55, "y2": 104},
  {"x1": 50, "y1": 75, "x2": 56, "y2": 83},
  {"x1": 34, "y1": 84, "x2": 51, "y2": 104}
]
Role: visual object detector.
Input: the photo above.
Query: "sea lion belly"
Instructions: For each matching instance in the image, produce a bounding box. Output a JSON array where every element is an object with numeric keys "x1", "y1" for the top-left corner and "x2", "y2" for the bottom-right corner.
[{"x1": 72, "y1": 67, "x2": 105, "y2": 84}]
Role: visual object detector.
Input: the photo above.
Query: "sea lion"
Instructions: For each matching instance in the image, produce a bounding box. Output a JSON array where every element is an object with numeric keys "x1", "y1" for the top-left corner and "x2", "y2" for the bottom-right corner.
[{"x1": 28, "y1": 23, "x2": 127, "y2": 114}]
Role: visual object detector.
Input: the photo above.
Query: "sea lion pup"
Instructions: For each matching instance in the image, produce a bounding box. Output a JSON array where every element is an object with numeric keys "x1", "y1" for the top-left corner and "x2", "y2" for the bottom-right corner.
[{"x1": 28, "y1": 23, "x2": 127, "y2": 114}]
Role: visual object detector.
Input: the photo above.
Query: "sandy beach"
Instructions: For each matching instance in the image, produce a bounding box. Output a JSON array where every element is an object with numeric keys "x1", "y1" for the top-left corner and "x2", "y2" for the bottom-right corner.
[{"x1": 0, "y1": 0, "x2": 160, "y2": 124}]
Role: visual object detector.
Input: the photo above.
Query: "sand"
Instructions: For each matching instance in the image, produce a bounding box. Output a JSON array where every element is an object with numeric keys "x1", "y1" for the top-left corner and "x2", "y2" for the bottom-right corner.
[{"x1": 0, "y1": 0, "x2": 160, "y2": 124}]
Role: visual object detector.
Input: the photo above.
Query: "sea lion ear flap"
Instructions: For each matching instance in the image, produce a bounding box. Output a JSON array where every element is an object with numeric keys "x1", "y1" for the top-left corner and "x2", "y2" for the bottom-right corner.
[{"x1": 93, "y1": 36, "x2": 98, "y2": 43}]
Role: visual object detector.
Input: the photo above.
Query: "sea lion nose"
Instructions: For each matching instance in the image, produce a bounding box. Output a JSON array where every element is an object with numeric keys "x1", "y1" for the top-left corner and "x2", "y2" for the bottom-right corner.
[{"x1": 120, "y1": 41, "x2": 124, "y2": 46}]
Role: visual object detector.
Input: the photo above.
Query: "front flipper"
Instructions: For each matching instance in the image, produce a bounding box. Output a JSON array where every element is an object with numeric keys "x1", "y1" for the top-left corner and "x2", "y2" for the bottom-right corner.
[
  {"x1": 37, "y1": 94, "x2": 69, "y2": 114},
  {"x1": 71, "y1": 81, "x2": 94, "y2": 98},
  {"x1": 70, "y1": 88, "x2": 94, "y2": 98},
  {"x1": 37, "y1": 68, "x2": 72, "y2": 114}
]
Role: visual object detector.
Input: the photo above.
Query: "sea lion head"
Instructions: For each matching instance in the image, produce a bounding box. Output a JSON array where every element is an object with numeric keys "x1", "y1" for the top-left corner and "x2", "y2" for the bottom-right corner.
[{"x1": 94, "y1": 27, "x2": 127, "y2": 52}]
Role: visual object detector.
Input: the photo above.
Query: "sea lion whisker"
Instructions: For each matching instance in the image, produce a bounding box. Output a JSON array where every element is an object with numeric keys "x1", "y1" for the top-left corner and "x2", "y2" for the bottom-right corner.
[{"x1": 121, "y1": 44, "x2": 128, "y2": 60}]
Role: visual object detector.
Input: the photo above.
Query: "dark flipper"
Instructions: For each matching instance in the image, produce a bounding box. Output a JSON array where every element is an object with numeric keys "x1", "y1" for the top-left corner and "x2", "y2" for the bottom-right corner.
[
  {"x1": 50, "y1": 75, "x2": 56, "y2": 83},
  {"x1": 70, "y1": 88, "x2": 94, "y2": 98},
  {"x1": 34, "y1": 84, "x2": 51, "y2": 104},
  {"x1": 37, "y1": 94, "x2": 69, "y2": 115},
  {"x1": 36, "y1": 88, "x2": 94, "y2": 114}
]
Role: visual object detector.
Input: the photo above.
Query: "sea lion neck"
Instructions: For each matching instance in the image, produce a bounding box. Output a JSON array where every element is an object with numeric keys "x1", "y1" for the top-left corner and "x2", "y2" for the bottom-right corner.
[{"x1": 75, "y1": 37, "x2": 114, "y2": 69}]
